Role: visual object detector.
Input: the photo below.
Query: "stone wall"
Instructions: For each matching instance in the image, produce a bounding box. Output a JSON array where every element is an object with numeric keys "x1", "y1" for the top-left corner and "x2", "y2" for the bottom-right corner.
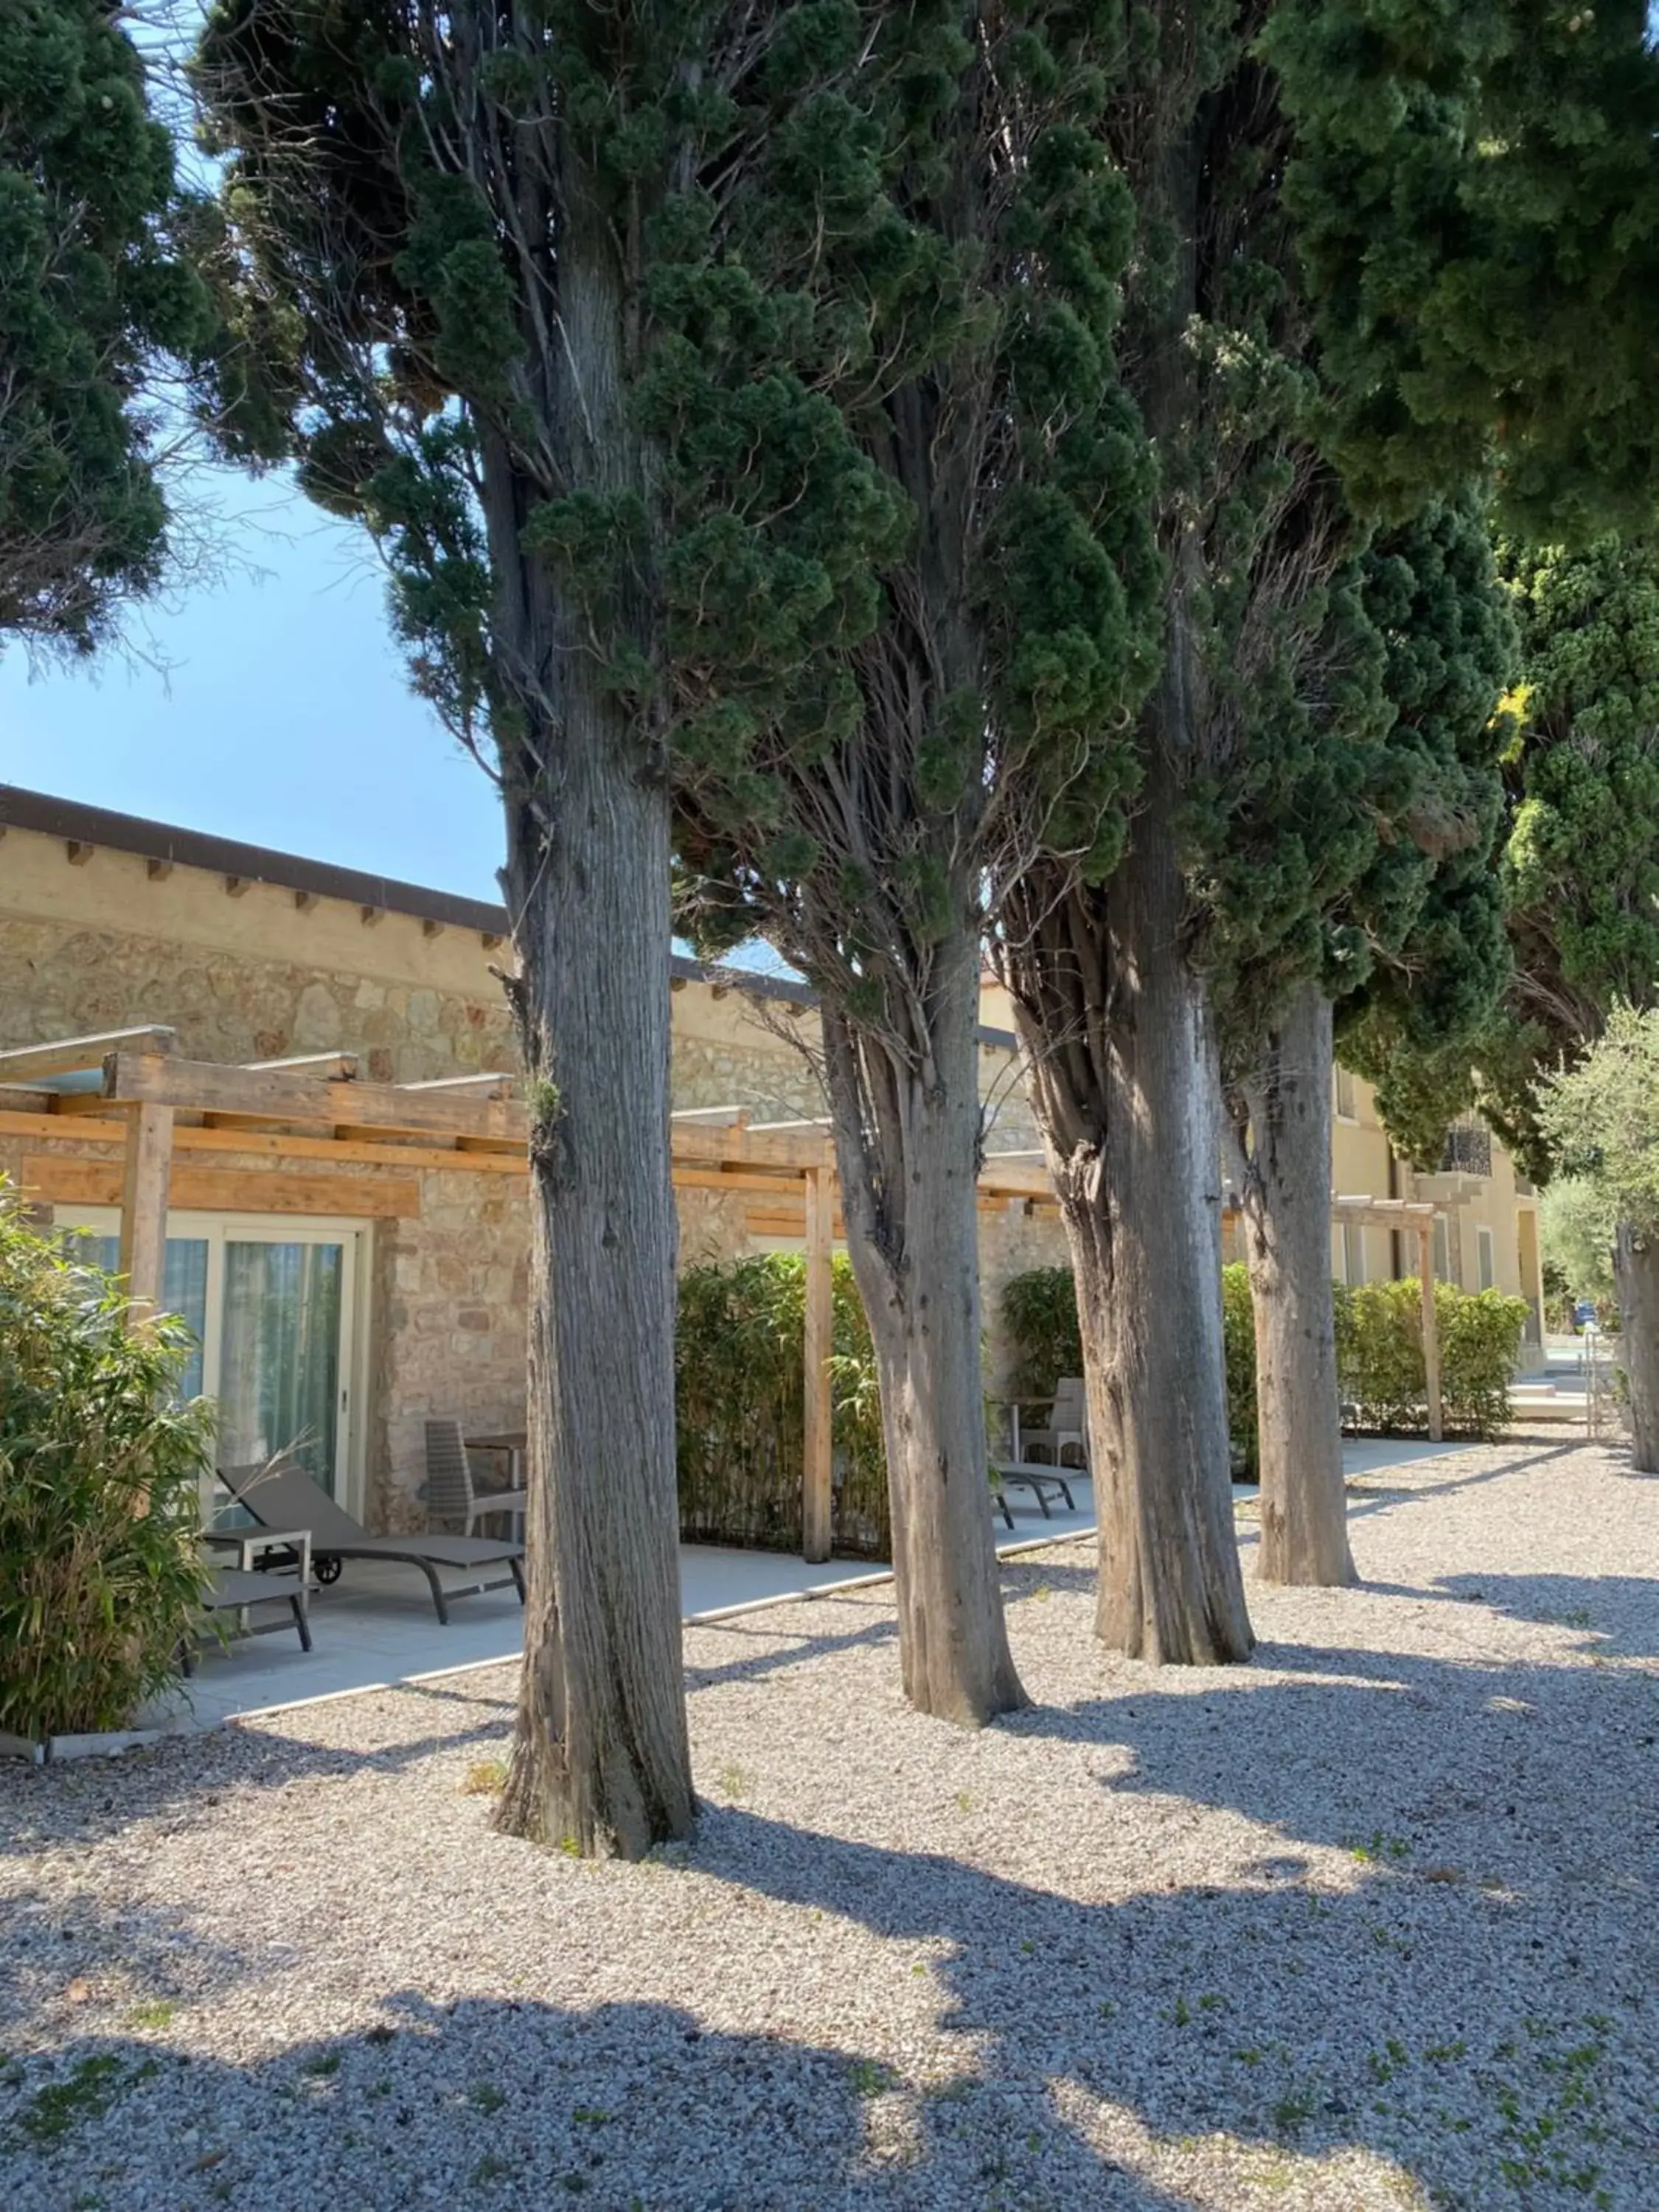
[
  {"x1": 0, "y1": 912, "x2": 518, "y2": 1085},
  {"x1": 1, "y1": 818, "x2": 1064, "y2": 1531},
  {"x1": 372, "y1": 1168, "x2": 530, "y2": 1531},
  {"x1": 977, "y1": 1197, "x2": 1072, "y2": 1396}
]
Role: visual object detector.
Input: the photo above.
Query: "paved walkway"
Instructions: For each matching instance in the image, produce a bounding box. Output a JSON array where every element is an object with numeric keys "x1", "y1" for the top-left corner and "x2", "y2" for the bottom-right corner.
[{"x1": 146, "y1": 1440, "x2": 1466, "y2": 1733}]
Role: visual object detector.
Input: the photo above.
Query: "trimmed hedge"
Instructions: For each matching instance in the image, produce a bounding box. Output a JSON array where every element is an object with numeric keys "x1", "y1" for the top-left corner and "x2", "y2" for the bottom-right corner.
[
  {"x1": 1220, "y1": 1264, "x2": 1259, "y2": 1477},
  {"x1": 999, "y1": 1267, "x2": 1082, "y2": 1398},
  {"x1": 675, "y1": 1253, "x2": 890, "y2": 1558},
  {"x1": 1338, "y1": 1279, "x2": 1529, "y2": 1441},
  {"x1": 0, "y1": 1186, "x2": 217, "y2": 1742},
  {"x1": 1001, "y1": 1264, "x2": 1529, "y2": 1461}
]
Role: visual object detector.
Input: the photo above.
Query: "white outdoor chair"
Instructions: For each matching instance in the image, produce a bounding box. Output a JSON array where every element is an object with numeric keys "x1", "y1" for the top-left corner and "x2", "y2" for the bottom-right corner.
[{"x1": 1020, "y1": 1376, "x2": 1089, "y2": 1469}]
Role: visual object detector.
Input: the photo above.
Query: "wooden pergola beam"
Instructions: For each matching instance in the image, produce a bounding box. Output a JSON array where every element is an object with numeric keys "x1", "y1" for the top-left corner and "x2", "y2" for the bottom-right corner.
[
  {"x1": 398, "y1": 1072, "x2": 517, "y2": 1094},
  {"x1": 0, "y1": 1026, "x2": 175, "y2": 1084},
  {"x1": 801, "y1": 1165, "x2": 835, "y2": 1564},
  {"x1": 104, "y1": 1051, "x2": 528, "y2": 1144},
  {"x1": 243, "y1": 1052, "x2": 360, "y2": 1077},
  {"x1": 117, "y1": 1102, "x2": 173, "y2": 1321}
]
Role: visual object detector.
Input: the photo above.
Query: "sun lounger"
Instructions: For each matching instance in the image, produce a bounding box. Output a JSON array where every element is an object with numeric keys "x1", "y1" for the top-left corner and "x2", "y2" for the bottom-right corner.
[
  {"x1": 184, "y1": 1565, "x2": 312, "y2": 1669},
  {"x1": 992, "y1": 1461, "x2": 1077, "y2": 1517},
  {"x1": 219, "y1": 1461, "x2": 525, "y2": 1626}
]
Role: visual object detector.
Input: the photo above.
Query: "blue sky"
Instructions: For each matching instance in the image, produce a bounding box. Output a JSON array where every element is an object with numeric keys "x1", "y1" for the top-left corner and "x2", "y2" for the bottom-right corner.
[{"x1": 0, "y1": 466, "x2": 509, "y2": 902}]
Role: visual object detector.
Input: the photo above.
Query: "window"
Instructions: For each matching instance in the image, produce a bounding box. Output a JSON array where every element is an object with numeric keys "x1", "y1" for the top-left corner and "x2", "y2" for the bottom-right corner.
[
  {"x1": 55, "y1": 1208, "x2": 366, "y2": 1516},
  {"x1": 1333, "y1": 1063, "x2": 1357, "y2": 1121},
  {"x1": 1477, "y1": 1226, "x2": 1496, "y2": 1293}
]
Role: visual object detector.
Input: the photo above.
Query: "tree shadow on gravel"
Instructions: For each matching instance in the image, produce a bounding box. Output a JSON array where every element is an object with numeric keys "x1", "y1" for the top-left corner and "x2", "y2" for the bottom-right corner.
[
  {"x1": 700, "y1": 1743, "x2": 1655, "y2": 2212},
  {"x1": 0, "y1": 1673, "x2": 518, "y2": 1860},
  {"x1": 0, "y1": 1992, "x2": 1190, "y2": 2212},
  {"x1": 684, "y1": 1605, "x2": 900, "y2": 1694},
  {"x1": 1009, "y1": 1636, "x2": 1658, "y2": 1882},
  {"x1": 1435, "y1": 1572, "x2": 1659, "y2": 1658}
]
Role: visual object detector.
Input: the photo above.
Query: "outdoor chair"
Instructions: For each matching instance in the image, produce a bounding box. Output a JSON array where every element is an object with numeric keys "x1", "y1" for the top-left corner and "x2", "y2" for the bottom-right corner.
[
  {"x1": 184, "y1": 1565, "x2": 312, "y2": 1667},
  {"x1": 992, "y1": 1461, "x2": 1077, "y2": 1517},
  {"x1": 425, "y1": 1419, "x2": 527, "y2": 1540},
  {"x1": 218, "y1": 1459, "x2": 525, "y2": 1626},
  {"x1": 1019, "y1": 1376, "x2": 1089, "y2": 1468}
]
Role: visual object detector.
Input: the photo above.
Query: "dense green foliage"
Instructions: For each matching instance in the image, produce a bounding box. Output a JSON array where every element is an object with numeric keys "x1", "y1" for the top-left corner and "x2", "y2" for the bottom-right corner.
[
  {"x1": 675, "y1": 1253, "x2": 888, "y2": 1559},
  {"x1": 0, "y1": 0, "x2": 211, "y2": 651},
  {"x1": 1335, "y1": 1279, "x2": 1528, "y2": 1441},
  {"x1": 1534, "y1": 1004, "x2": 1659, "y2": 1270},
  {"x1": 1001, "y1": 1261, "x2": 1525, "y2": 1455},
  {"x1": 1491, "y1": 543, "x2": 1659, "y2": 1175},
  {"x1": 1326, "y1": 511, "x2": 1519, "y2": 1163},
  {"x1": 666, "y1": 5, "x2": 1160, "y2": 1017},
  {"x1": 1220, "y1": 1264, "x2": 1259, "y2": 1479},
  {"x1": 998, "y1": 1268, "x2": 1082, "y2": 1402},
  {"x1": 0, "y1": 1189, "x2": 216, "y2": 1741},
  {"x1": 1541, "y1": 1178, "x2": 1618, "y2": 1310},
  {"x1": 1265, "y1": 0, "x2": 1659, "y2": 540}
]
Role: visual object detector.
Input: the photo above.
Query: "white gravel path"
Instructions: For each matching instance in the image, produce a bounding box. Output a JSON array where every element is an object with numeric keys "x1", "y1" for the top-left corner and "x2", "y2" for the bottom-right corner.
[{"x1": 3, "y1": 1433, "x2": 1657, "y2": 2211}]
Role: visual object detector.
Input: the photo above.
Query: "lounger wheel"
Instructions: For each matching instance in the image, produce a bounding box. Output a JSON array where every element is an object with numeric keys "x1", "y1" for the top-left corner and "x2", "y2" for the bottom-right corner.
[{"x1": 314, "y1": 1553, "x2": 342, "y2": 1585}]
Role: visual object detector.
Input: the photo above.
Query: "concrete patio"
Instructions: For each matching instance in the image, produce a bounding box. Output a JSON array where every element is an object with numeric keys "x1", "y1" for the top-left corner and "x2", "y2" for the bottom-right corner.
[{"x1": 133, "y1": 1435, "x2": 1481, "y2": 1735}]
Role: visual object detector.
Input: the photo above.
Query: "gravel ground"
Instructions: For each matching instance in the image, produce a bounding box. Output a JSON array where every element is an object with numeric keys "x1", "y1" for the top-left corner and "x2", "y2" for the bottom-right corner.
[{"x1": 3, "y1": 1433, "x2": 1657, "y2": 2212}]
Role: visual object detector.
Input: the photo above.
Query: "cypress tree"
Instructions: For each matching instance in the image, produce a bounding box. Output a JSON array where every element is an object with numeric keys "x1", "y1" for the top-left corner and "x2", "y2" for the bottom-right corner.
[
  {"x1": 0, "y1": 1, "x2": 212, "y2": 652},
  {"x1": 1480, "y1": 540, "x2": 1659, "y2": 1464},
  {"x1": 193, "y1": 0, "x2": 749, "y2": 1855},
  {"x1": 664, "y1": 4, "x2": 1160, "y2": 1723},
  {"x1": 997, "y1": 0, "x2": 1659, "y2": 1658},
  {"x1": 1215, "y1": 501, "x2": 1515, "y2": 1587}
]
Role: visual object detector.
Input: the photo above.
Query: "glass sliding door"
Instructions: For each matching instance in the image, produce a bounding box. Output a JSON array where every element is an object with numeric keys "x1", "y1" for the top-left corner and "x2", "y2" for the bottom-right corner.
[
  {"x1": 71, "y1": 1233, "x2": 210, "y2": 1400},
  {"x1": 54, "y1": 1208, "x2": 364, "y2": 1509},
  {"x1": 218, "y1": 1240, "x2": 345, "y2": 1490}
]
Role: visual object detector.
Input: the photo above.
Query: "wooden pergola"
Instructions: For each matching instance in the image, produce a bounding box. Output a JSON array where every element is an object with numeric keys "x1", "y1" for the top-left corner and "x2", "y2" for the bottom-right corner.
[
  {"x1": 0, "y1": 1027, "x2": 1444, "y2": 1558},
  {"x1": 0, "y1": 1025, "x2": 1057, "y2": 1562}
]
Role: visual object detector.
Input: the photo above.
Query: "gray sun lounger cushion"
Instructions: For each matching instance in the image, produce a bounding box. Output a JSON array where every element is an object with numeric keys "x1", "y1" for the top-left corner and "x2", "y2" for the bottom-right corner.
[
  {"x1": 220, "y1": 1461, "x2": 525, "y2": 1625},
  {"x1": 199, "y1": 1565, "x2": 313, "y2": 1652}
]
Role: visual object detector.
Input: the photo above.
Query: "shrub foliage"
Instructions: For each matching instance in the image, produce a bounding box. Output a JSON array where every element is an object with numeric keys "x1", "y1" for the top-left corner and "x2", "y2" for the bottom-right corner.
[
  {"x1": 675, "y1": 1254, "x2": 888, "y2": 1559},
  {"x1": 1001, "y1": 1262, "x2": 1527, "y2": 1460},
  {"x1": 1336, "y1": 1279, "x2": 1526, "y2": 1441},
  {"x1": 1220, "y1": 1265, "x2": 1260, "y2": 1480},
  {"x1": 0, "y1": 1188, "x2": 215, "y2": 1742},
  {"x1": 998, "y1": 1269, "x2": 1082, "y2": 1401}
]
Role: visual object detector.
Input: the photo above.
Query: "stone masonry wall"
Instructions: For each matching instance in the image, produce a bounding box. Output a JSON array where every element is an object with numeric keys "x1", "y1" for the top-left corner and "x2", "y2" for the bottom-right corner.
[{"x1": 1, "y1": 833, "x2": 1060, "y2": 1530}]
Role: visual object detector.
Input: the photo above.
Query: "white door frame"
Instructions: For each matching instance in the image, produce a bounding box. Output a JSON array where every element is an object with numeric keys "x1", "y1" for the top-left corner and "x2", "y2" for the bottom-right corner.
[{"x1": 55, "y1": 1206, "x2": 370, "y2": 1520}]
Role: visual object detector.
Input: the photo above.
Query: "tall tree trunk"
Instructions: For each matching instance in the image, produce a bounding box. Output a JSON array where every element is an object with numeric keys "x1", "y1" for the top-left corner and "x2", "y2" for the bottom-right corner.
[
  {"x1": 1004, "y1": 758, "x2": 1256, "y2": 1666},
  {"x1": 1613, "y1": 1219, "x2": 1659, "y2": 1473},
  {"x1": 1236, "y1": 984, "x2": 1355, "y2": 1586},
  {"x1": 823, "y1": 929, "x2": 1027, "y2": 1725},
  {"x1": 488, "y1": 187, "x2": 694, "y2": 1857}
]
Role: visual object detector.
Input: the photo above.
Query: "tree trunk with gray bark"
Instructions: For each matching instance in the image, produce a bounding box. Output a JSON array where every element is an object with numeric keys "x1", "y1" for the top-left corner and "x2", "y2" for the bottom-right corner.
[
  {"x1": 1006, "y1": 752, "x2": 1256, "y2": 1666},
  {"x1": 823, "y1": 930, "x2": 1027, "y2": 1725},
  {"x1": 1237, "y1": 984, "x2": 1356, "y2": 1586},
  {"x1": 489, "y1": 195, "x2": 694, "y2": 1859},
  {"x1": 1613, "y1": 1219, "x2": 1659, "y2": 1474}
]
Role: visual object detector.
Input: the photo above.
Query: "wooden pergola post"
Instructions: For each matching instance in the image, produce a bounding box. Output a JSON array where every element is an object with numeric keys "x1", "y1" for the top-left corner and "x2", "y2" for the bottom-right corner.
[
  {"x1": 802, "y1": 1163, "x2": 835, "y2": 1563},
  {"x1": 117, "y1": 1101, "x2": 174, "y2": 1322},
  {"x1": 1417, "y1": 1221, "x2": 1443, "y2": 1443}
]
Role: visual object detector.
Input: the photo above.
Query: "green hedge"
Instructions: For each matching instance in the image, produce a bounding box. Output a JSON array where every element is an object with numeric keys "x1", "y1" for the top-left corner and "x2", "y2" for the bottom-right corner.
[
  {"x1": 1001, "y1": 1263, "x2": 1529, "y2": 1461},
  {"x1": 1221, "y1": 1264, "x2": 1259, "y2": 1477},
  {"x1": 675, "y1": 1253, "x2": 890, "y2": 1558},
  {"x1": 999, "y1": 1267, "x2": 1082, "y2": 1398},
  {"x1": 0, "y1": 1186, "x2": 217, "y2": 1742},
  {"x1": 1338, "y1": 1279, "x2": 1529, "y2": 1440}
]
